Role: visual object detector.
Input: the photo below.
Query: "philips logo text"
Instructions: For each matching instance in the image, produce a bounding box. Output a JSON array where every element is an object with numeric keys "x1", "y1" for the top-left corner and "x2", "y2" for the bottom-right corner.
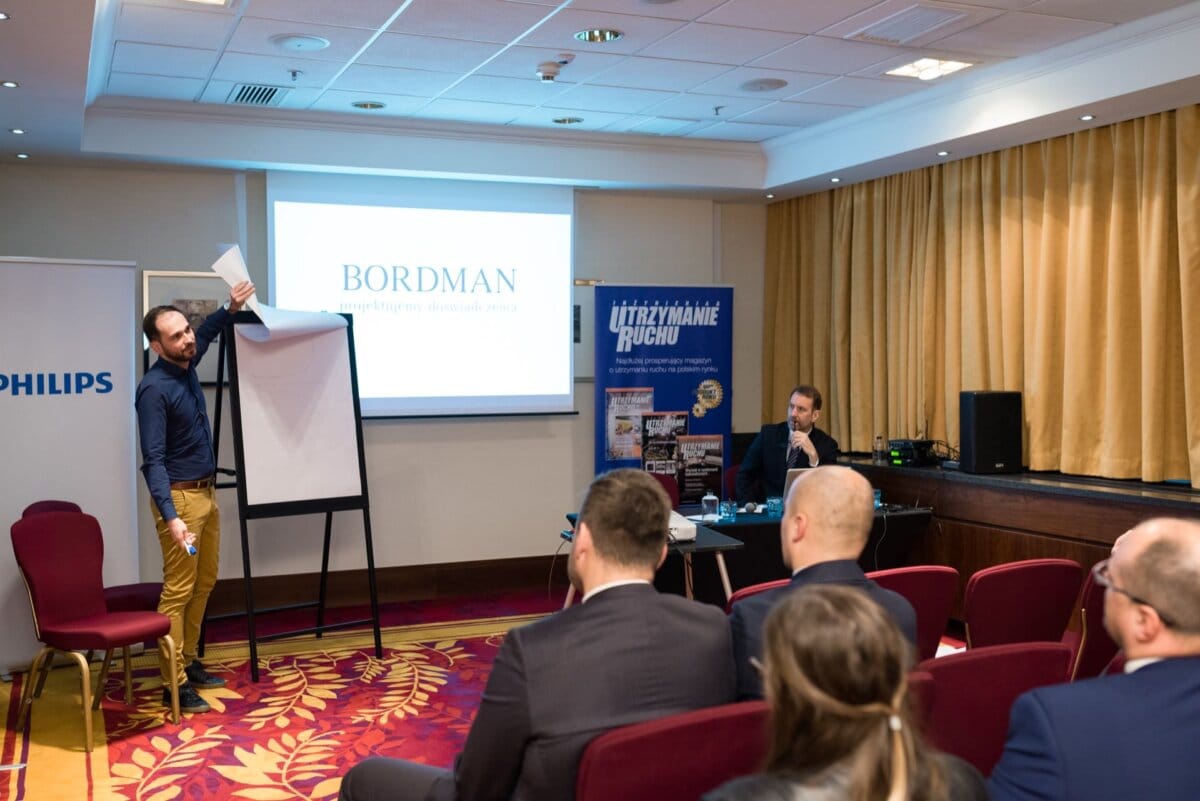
[{"x1": 0, "y1": 371, "x2": 114, "y2": 396}]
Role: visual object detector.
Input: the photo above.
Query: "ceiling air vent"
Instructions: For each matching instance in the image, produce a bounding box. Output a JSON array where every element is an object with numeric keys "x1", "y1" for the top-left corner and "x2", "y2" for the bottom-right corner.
[
  {"x1": 850, "y1": 4, "x2": 967, "y2": 45},
  {"x1": 225, "y1": 83, "x2": 291, "y2": 107}
]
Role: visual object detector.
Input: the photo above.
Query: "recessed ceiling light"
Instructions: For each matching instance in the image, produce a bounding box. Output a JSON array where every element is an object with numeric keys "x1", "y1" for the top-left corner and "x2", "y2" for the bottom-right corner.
[
  {"x1": 1079, "y1": 114, "x2": 1095, "y2": 121},
  {"x1": 9, "y1": 128, "x2": 24, "y2": 135},
  {"x1": 741, "y1": 78, "x2": 788, "y2": 92},
  {"x1": 887, "y1": 58, "x2": 972, "y2": 81},
  {"x1": 573, "y1": 28, "x2": 623, "y2": 43},
  {"x1": 937, "y1": 150, "x2": 949, "y2": 157},
  {"x1": 765, "y1": 193, "x2": 775, "y2": 199},
  {"x1": 351, "y1": 100, "x2": 385, "y2": 110},
  {"x1": 830, "y1": 177, "x2": 841, "y2": 183},
  {"x1": 15, "y1": 153, "x2": 29, "y2": 159},
  {"x1": 271, "y1": 33, "x2": 331, "y2": 52},
  {"x1": 182, "y1": 0, "x2": 230, "y2": 5},
  {"x1": 1, "y1": 80, "x2": 19, "y2": 89},
  {"x1": 0, "y1": 12, "x2": 10, "y2": 21},
  {"x1": 553, "y1": 117, "x2": 585, "y2": 125}
]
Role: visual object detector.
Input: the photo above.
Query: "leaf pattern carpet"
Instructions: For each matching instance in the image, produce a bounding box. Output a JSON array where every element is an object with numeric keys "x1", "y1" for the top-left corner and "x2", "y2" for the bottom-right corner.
[{"x1": 0, "y1": 613, "x2": 545, "y2": 801}]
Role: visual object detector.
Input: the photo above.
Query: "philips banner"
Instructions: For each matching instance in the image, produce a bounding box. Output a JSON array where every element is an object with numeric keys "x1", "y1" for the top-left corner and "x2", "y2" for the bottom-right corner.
[
  {"x1": 0, "y1": 257, "x2": 139, "y2": 672},
  {"x1": 594, "y1": 285, "x2": 733, "y2": 504}
]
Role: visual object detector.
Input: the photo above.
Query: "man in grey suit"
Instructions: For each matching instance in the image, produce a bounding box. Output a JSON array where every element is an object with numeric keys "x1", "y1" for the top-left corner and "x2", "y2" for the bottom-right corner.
[{"x1": 339, "y1": 468, "x2": 736, "y2": 801}]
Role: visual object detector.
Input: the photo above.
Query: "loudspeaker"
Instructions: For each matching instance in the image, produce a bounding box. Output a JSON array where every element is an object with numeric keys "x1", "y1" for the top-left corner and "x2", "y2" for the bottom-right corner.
[{"x1": 959, "y1": 391, "x2": 1022, "y2": 474}]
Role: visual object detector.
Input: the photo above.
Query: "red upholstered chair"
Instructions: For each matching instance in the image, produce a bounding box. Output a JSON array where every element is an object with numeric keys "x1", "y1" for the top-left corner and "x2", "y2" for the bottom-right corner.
[
  {"x1": 575, "y1": 701, "x2": 770, "y2": 801},
  {"x1": 723, "y1": 464, "x2": 740, "y2": 502},
  {"x1": 962, "y1": 558, "x2": 1083, "y2": 648},
  {"x1": 650, "y1": 472, "x2": 681, "y2": 509},
  {"x1": 724, "y1": 578, "x2": 790, "y2": 614},
  {"x1": 906, "y1": 669, "x2": 936, "y2": 731},
  {"x1": 1061, "y1": 568, "x2": 1119, "y2": 681},
  {"x1": 22, "y1": 499, "x2": 164, "y2": 615},
  {"x1": 10, "y1": 512, "x2": 180, "y2": 751},
  {"x1": 917, "y1": 642, "x2": 1072, "y2": 776},
  {"x1": 866, "y1": 565, "x2": 959, "y2": 661}
]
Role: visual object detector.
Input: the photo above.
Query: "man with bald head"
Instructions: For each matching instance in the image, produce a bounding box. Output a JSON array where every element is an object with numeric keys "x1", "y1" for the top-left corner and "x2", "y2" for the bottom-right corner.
[
  {"x1": 990, "y1": 517, "x2": 1200, "y2": 801},
  {"x1": 728, "y1": 465, "x2": 917, "y2": 699}
]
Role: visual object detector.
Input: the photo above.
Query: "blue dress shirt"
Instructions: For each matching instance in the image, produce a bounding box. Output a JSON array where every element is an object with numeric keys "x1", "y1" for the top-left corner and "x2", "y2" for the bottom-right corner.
[{"x1": 135, "y1": 307, "x2": 232, "y2": 521}]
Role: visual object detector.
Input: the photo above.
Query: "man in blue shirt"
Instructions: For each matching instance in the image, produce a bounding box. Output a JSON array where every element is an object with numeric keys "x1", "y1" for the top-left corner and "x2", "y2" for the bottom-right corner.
[{"x1": 136, "y1": 280, "x2": 254, "y2": 714}]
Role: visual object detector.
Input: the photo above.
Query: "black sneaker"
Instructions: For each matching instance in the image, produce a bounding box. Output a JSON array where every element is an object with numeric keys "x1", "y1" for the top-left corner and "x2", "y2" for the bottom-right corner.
[
  {"x1": 184, "y1": 659, "x2": 226, "y2": 688},
  {"x1": 164, "y1": 682, "x2": 211, "y2": 714}
]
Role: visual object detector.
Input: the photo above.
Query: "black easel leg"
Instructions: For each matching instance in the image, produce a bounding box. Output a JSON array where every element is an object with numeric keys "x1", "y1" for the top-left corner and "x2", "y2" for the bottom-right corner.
[
  {"x1": 317, "y1": 512, "x2": 332, "y2": 639},
  {"x1": 240, "y1": 515, "x2": 260, "y2": 682},
  {"x1": 363, "y1": 510, "x2": 383, "y2": 658}
]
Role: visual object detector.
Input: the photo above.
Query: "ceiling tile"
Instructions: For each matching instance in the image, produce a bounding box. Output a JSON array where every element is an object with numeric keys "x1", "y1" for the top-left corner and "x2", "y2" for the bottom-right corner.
[
  {"x1": 308, "y1": 89, "x2": 431, "y2": 115},
  {"x1": 517, "y1": 9, "x2": 689, "y2": 54},
  {"x1": 699, "y1": 0, "x2": 888, "y2": 35},
  {"x1": 689, "y1": 66, "x2": 830, "y2": 98},
  {"x1": 211, "y1": 52, "x2": 345, "y2": 87},
  {"x1": 195, "y1": 80, "x2": 324, "y2": 107},
  {"x1": 751, "y1": 34, "x2": 909, "y2": 74},
  {"x1": 476, "y1": 46, "x2": 626, "y2": 81},
  {"x1": 331, "y1": 63, "x2": 463, "y2": 95},
  {"x1": 639, "y1": 22, "x2": 801, "y2": 65},
  {"x1": 443, "y1": 73, "x2": 571, "y2": 105},
  {"x1": 1025, "y1": 0, "x2": 1194, "y2": 25},
  {"x1": 569, "y1": 0, "x2": 727, "y2": 21},
  {"x1": 552, "y1": 83, "x2": 678, "y2": 114},
  {"x1": 731, "y1": 100, "x2": 855, "y2": 126},
  {"x1": 412, "y1": 97, "x2": 532, "y2": 123},
  {"x1": 387, "y1": 0, "x2": 557, "y2": 42},
  {"x1": 111, "y1": 42, "x2": 220, "y2": 80},
  {"x1": 647, "y1": 92, "x2": 771, "y2": 120},
  {"x1": 603, "y1": 115, "x2": 703, "y2": 135},
  {"x1": 242, "y1": 0, "x2": 401, "y2": 29},
  {"x1": 788, "y1": 75, "x2": 926, "y2": 106},
  {"x1": 115, "y1": 4, "x2": 237, "y2": 50},
  {"x1": 228, "y1": 17, "x2": 377, "y2": 62},
  {"x1": 587, "y1": 56, "x2": 733, "y2": 92},
  {"x1": 506, "y1": 106, "x2": 631, "y2": 130},
  {"x1": 929, "y1": 11, "x2": 1110, "y2": 57},
  {"x1": 106, "y1": 72, "x2": 205, "y2": 101},
  {"x1": 359, "y1": 32, "x2": 506, "y2": 72},
  {"x1": 687, "y1": 120, "x2": 795, "y2": 142}
]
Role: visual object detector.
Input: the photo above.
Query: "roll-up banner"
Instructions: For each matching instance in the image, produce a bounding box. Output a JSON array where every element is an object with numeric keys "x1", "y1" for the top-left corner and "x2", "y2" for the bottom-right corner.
[
  {"x1": 0, "y1": 257, "x2": 139, "y2": 672},
  {"x1": 594, "y1": 285, "x2": 733, "y2": 504}
]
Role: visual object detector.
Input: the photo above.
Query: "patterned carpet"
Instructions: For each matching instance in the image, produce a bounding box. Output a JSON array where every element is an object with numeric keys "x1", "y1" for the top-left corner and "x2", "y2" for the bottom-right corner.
[{"x1": 0, "y1": 612, "x2": 547, "y2": 801}]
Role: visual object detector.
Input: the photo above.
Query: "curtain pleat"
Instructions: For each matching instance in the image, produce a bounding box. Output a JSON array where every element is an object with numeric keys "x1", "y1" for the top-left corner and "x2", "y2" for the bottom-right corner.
[{"x1": 762, "y1": 105, "x2": 1200, "y2": 486}]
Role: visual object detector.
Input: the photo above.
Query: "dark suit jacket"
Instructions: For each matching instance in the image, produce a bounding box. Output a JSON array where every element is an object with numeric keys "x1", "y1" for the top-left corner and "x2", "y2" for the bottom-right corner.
[
  {"x1": 453, "y1": 583, "x2": 736, "y2": 801},
  {"x1": 729, "y1": 561, "x2": 917, "y2": 700},
  {"x1": 736, "y1": 422, "x2": 839, "y2": 504},
  {"x1": 989, "y1": 656, "x2": 1200, "y2": 801}
]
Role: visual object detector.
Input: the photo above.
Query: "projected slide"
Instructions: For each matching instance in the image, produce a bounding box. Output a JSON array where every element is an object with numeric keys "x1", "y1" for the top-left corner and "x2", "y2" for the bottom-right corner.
[{"x1": 272, "y1": 196, "x2": 572, "y2": 417}]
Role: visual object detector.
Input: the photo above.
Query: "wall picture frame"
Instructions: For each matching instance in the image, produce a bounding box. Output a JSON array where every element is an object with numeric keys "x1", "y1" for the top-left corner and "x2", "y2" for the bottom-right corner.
[{"x1": 141, "y1": 270, "x2": 230, "y2": 385}]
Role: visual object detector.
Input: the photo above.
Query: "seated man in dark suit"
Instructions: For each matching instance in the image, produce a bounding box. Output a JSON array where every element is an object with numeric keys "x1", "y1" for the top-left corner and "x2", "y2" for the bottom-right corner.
[
  {"x1": 736, "y1": 384, "x2": 838, "y2": 505},
  {"x1": 729, "y1": 465, "x2": 916, "y2": 699},
  {"x1": 989, "y1": 517, "x2": 1200, "y2": 801},
  {"x1": 338, "y1": 468, "x2": 736, "y2": 801}
]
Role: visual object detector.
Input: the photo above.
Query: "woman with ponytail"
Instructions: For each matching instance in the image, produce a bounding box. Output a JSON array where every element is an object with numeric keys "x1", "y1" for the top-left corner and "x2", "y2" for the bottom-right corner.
[{"x1": 705, "y1": 585, "x2": 986, "y2": 801}]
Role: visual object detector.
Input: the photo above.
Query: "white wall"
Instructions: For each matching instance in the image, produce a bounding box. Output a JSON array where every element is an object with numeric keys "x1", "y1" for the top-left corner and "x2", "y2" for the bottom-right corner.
[{"x1": 0, "y1": 164, "x2": 765, "y2": 583}]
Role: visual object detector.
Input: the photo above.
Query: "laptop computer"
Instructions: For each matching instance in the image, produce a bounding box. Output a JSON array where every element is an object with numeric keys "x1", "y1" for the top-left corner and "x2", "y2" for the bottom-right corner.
[{"x1": 782, "y1": 467, "x2": 806, "y2": 501}]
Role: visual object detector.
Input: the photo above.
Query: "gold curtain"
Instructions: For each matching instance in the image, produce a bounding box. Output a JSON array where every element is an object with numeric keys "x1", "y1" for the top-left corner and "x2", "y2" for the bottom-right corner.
[{"x1": 763, "y1": 105, "x2": 1200, "y2": 486}]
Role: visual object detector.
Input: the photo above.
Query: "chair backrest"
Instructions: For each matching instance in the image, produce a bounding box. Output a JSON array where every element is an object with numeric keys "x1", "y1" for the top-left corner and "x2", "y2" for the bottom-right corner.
[
  {"x1": 723, "y1": 464, "x2": 740, "y2": 501},
  {"x1": 650, "y1": 472, "x2": 681, "y2": 509},
  {"x1": 906, "y1": 670, "x2": 936, "y2": 732},
  {"x1": 1065, "y1": 568, "x2": 1119, "y2": 681},
  {"x1": 21, "y1": 499, "x2": 83, "y2": 517},
  {"x1": 917, "y1": 642, "x2": 1072, "y2": 776},
  {"x1": 576, "y1": 701, "x2": 770, "y2": 801},
  {"x1": 725, "y1": 579, "x2": 790, "y2": 614},
  {"x1": 866, "y1": 565, "x2": 959, "y2": 661},
  {"x1": 11, "y1": 512, "x2": 109, "y2": 637},
  {"x1": 962, "y1": 558, "x2": 1082, "y2": 648}
]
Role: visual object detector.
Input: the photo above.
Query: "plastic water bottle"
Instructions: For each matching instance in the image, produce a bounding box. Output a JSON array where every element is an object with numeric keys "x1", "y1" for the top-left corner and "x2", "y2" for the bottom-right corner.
[
  {"x1": 873, "y1": 434, "x2": 887, "y2": 465},
  {"x1": 701, "y1": 490, "x2": 718, "y2": 519}
]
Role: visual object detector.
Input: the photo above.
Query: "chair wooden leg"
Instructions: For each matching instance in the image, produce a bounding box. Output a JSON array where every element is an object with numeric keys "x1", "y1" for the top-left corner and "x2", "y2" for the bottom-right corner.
[
  {"x1": 16, "y1": 647, "x2": 54, "y2": 730},
  {"x1": 123, "y1": 645, "x2": 134, "y2": 705},
  {"x1": 33, "y1": 651, "x2": 54, "y2": 698},
  {"x1": 92, "y1": 649, "x2": 115, "y2": 710},
  {"x1": 64, "y1": 650, "x2": 94, "y2": 752},
  {"x1": 160, "y1": 634, "x2": 180, "y2": 724}
]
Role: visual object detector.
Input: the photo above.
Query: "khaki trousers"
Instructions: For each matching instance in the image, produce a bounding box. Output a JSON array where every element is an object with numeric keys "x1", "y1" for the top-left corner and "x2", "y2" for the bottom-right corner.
[{"x1": 151, "y1": 486, "x2": 221, "y2": 685}]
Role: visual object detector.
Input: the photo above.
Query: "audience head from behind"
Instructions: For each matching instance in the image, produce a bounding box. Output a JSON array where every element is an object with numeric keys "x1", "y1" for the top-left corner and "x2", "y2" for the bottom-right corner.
[
  {"x1": 706, "y1": 584, "x2": 984, "y2": 801},
  {"x1": 781, "y1": 465, "x2": 875, "y2": 573},
  {"x1": 1101, "y1": 517, "x2": 1200, "y2": 660},
  {"x1": 568, "y1": 468, "x2": 671, "y2": 596}
]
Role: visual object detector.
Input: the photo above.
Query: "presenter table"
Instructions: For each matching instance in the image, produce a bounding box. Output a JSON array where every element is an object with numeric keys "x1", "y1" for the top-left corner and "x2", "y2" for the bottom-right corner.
[
  {"x1": 560, "y1": 524, "x2": 743, "y2": 607},
  {"x1": 657, "y1": 505, "x2": 932, "y2": 607}
]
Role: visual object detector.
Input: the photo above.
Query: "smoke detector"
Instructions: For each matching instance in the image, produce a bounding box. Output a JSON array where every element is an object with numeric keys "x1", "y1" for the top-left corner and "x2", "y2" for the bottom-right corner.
[{"x1": 536, "y1": 62, "x2": 561, "y2": 82}]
